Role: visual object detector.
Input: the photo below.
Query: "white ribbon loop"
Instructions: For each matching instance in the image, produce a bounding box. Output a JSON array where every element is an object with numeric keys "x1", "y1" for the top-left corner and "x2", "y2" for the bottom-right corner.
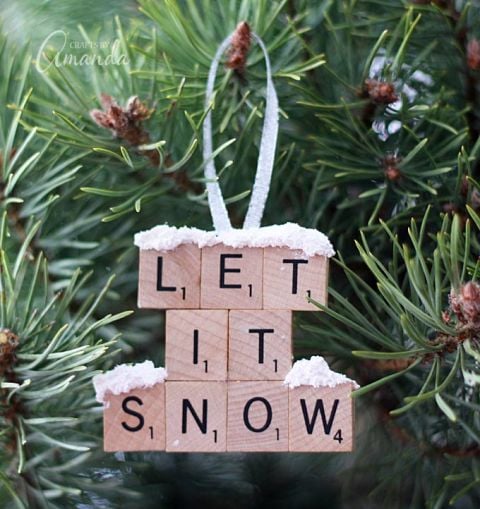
[{"x1": 203, "y1": 31, "x2": 279, "y2": 232}]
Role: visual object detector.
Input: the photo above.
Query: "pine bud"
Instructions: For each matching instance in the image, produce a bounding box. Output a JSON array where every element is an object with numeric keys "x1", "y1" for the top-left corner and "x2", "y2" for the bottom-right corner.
[
  {"x1": 90, "y1": 94, "x2": 153, "y2": 145},
  {"x1": 384, "y1": 166, "x2": 401, "y2": 181},
  {"x1": 0, "y1": 329, "x2": 19, "y2": 376},
  {"x1": 450, "y1": 281, "x2": 480, "y2": 323},
  {"x1": 381, "y1": 153, "x2": 402, "y2": 181},
  {"x1": 364, "y1": 79, "x2": 398, "y2": 104},
  {"x1": 90, "y1": 94, "x2": 158, "y2": 165},
  {"x1": 126, "y1": 96, "x2": 153, "y2": 122},
  {"x1": 227, "y1": 21, "x2": 251, "y2": 76}
]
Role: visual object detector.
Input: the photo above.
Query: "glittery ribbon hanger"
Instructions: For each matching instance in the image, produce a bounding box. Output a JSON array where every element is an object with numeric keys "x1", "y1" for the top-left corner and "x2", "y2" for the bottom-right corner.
[{"x1": 203, "y1": 30, "x2": 279, "y2": 232}]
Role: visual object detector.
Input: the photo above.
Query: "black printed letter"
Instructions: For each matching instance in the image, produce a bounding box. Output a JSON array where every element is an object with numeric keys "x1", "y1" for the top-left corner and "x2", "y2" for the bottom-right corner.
[
  {"x1": 220, "y1": 254, "x2": 242, "y2": 289},
  {"x1": 243, "y1": 397, "x2": 272, "y2": 433},
  {"x1": 157, "y1": 256, "x2": 176, "y2": 292},
  {"x1": 182, "y1": 399, "x2": 208, "y2": 434},
  {"x1": 193, "y1": 329, "x2": 199, "y2": 365},
  {"x1": 282, "y1": 259, "x2": 308, "y2": 294},
  {"x1": 248, "y1": 328, "x2": 275, "y2": 364},
  {"x1": 121, "y1": 396, "x2": 144, "y2": 432},
  {"x1": 300, "y1": 399, "x2": 339, "y2": 435}
]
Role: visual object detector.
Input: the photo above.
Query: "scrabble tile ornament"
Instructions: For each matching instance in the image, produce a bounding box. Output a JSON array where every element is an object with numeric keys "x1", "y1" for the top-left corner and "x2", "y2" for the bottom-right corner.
[
  {"x1": 92, "y1": 224, "x2": 359, "y2": 453},
  {"x1": 93, "y1": 27, "x2": 359, "y2": 454}
]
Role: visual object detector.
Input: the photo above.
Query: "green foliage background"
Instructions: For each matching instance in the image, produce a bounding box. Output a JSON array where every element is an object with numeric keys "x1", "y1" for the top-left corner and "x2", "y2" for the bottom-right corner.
[{"x1": 1, "y1": 0, "x2": 480, "y2": 507}]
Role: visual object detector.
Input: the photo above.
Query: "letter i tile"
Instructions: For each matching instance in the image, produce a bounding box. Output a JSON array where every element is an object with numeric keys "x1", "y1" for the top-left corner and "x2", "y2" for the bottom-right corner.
[{"x1": 166, "y1": 310, "x2": 228, "y2": 381}]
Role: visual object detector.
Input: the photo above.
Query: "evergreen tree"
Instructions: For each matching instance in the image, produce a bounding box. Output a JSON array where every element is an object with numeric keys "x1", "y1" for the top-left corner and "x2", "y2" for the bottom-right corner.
[{"x1": 1, "y1": 0, "x2": 480, "y2": 507}]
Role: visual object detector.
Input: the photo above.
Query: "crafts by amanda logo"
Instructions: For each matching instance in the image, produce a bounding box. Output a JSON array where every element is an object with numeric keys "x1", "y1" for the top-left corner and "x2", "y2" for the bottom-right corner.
[{"x1": 35, "y1": 30, "x2": 129, "y2": 73}]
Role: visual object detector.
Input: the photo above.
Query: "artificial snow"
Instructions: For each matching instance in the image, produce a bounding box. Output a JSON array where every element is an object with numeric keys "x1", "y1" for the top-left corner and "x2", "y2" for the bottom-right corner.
[
  {"x1": 93, "y1": 360, "x2": 167, "y2": 404},
  {"x1": 283, "y1": 356, "x2": 359, "y2": 389},
  {"x1": 134, "y1": 224, "x2": 214, "y2": 252},
  {"x1": 134, "y1": 223, "x2": 335, "y2": 258}
]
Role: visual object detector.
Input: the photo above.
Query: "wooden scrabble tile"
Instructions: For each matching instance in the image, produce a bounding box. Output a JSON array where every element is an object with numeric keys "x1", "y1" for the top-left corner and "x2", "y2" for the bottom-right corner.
[
  {"x1": 200, "y1": 245, "x2": 263, "y2": 309},
  {"x1": 165, "y1": 310, "x2": 228, "y2": 381},
  {"x1": 288, "y1": 382, "x2": 354, "y2": 452},
  {"x1": 263, "y1": 248, "x2": 329, "y2": 310},
  {"x1": 138, "y1": 245, "x2": 200, "y2": 309},
  {"x1": 103, "y1": 384, "x2": 165, "y2": 452},
  {"x1": 228, "y1": 310, "x2": 292, "y2": 381},
  {"x1": 227, "y1": 382, "x2": 288, "y2": 452},
  {"x1": 165, "y1": 381, "x2": 227, "y2": 452}
]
